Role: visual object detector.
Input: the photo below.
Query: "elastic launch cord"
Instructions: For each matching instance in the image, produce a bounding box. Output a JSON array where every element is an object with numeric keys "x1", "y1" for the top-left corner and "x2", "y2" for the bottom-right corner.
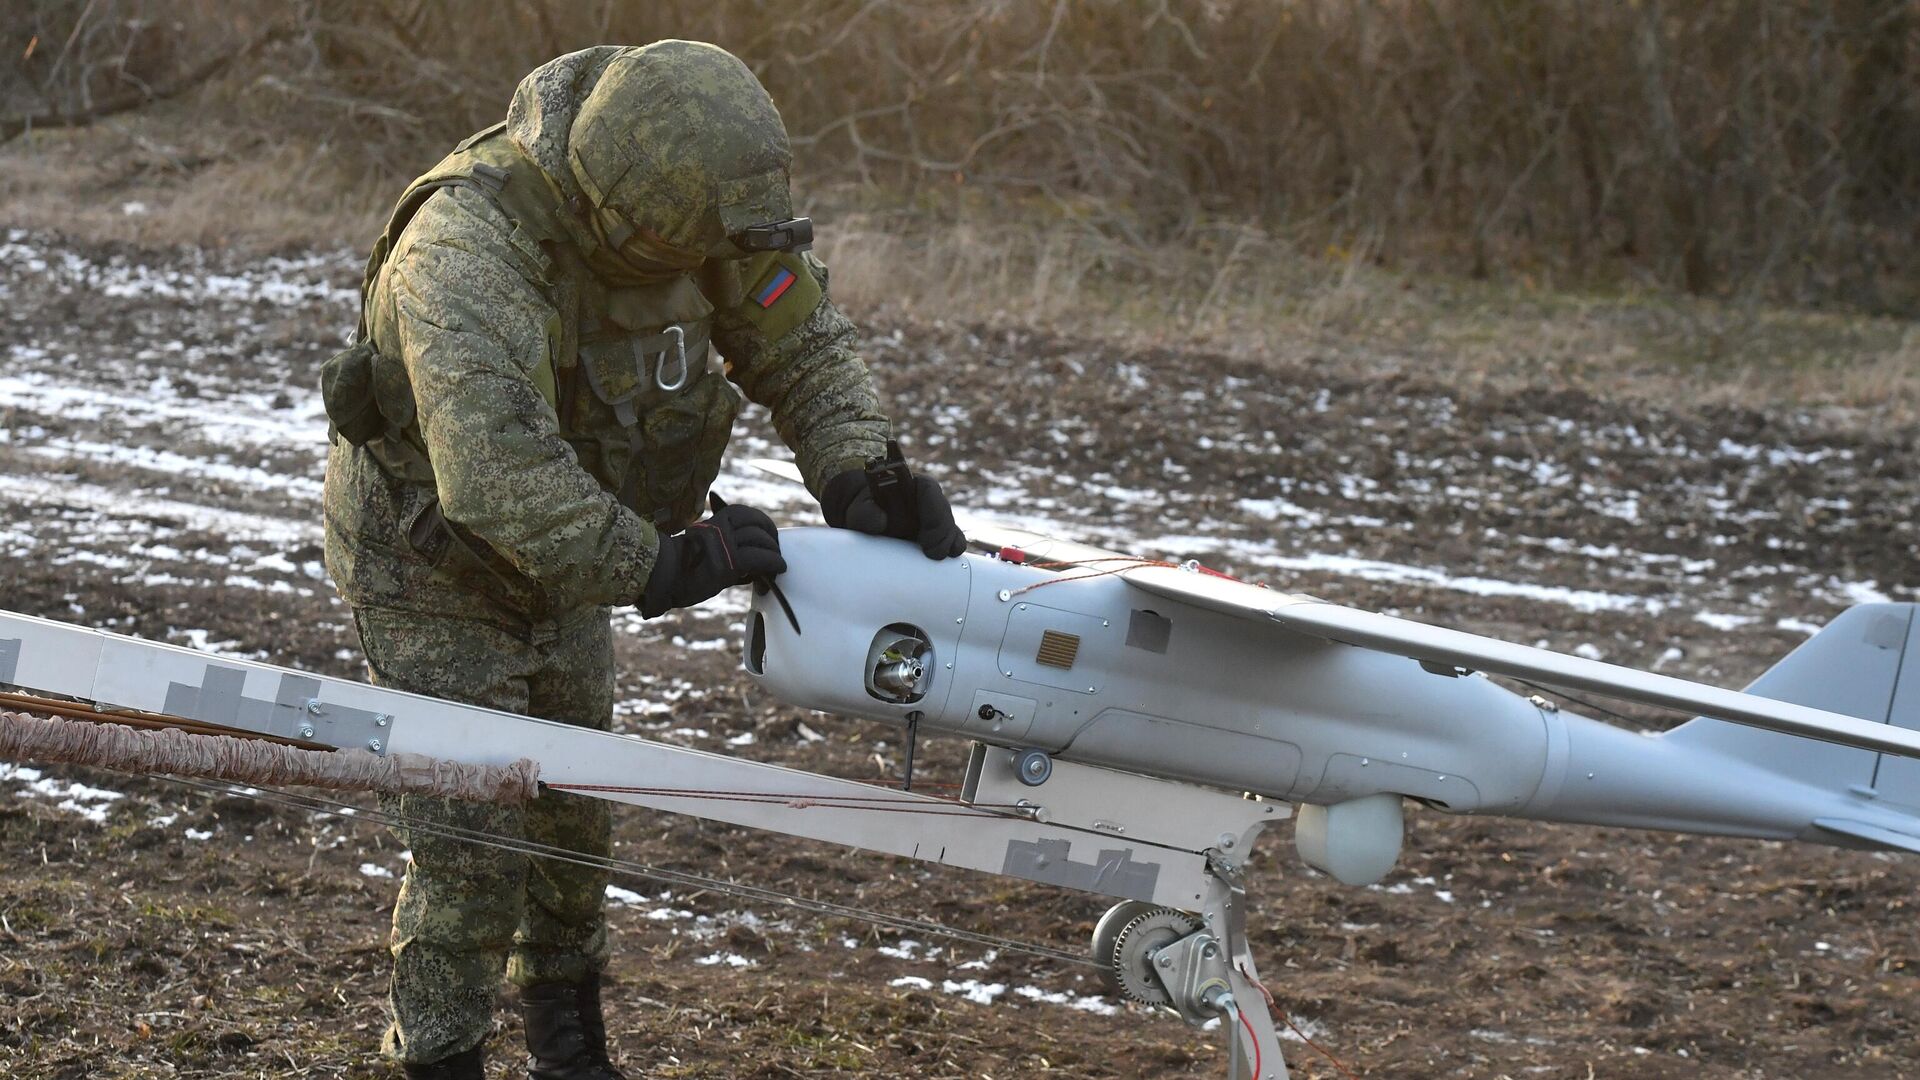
[{"x1": 152, "y1": 774, "x2": 1101, "y2": 970}]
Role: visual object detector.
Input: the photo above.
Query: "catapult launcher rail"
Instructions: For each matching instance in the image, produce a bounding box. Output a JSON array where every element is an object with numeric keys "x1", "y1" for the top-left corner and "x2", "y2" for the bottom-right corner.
[
  {"x1": 0, "y1": 605, "x2": 1294, "y2": 1078},
  {"x1": 9, "y1": 513, "x2": 1920, "y2": 1077}
]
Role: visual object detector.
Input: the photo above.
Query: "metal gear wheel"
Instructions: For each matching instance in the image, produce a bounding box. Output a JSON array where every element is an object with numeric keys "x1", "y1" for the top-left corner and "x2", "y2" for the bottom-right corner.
[
  {"x1": 1105, "y1": 907, "x2": 1204, "y2": 1006},
  {"x1": 1091, "y1": 899, "x2": 1160, "y2": 995}
]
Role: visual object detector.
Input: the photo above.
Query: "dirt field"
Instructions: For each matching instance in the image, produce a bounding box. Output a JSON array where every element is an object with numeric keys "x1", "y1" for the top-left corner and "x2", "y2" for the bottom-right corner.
[{"x1": 3, "y1": 229, "x2": 1919, "y2": 1079}]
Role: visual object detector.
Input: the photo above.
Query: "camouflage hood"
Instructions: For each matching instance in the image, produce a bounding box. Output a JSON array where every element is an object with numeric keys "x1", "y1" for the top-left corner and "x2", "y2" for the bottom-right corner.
[{"x1": 504, "y1": 42, "x2": 794, "y2": 278}]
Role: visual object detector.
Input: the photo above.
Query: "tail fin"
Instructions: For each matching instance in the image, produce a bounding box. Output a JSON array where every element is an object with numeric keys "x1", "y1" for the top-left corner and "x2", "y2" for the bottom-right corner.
[{"x1": 1667, "y1": 603, "x2": 1920, "y2": 810}]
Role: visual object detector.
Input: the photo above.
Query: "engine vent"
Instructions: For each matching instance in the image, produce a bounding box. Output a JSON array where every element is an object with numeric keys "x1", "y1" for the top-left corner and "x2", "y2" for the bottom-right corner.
[{"x1": 1036, "y1": 629, "x2": 1081, "y2": 670}]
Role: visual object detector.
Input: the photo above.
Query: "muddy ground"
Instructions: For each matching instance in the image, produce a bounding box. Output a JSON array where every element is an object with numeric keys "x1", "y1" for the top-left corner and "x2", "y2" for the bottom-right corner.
[{"x1": 2, "y1": 231, "x2": 1919, "y2": 1079}]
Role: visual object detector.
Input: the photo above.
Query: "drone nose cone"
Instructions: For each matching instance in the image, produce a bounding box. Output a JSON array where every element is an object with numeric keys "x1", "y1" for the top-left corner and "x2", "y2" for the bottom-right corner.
[{"x1": 745, "y1": 528, "x2": 972, "y2": 724}]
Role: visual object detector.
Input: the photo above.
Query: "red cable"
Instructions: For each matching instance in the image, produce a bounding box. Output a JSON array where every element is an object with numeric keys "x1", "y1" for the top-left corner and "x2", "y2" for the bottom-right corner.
[{"x1": 1237, "y1": 1006, "x2": 1261, "y2": 1080}]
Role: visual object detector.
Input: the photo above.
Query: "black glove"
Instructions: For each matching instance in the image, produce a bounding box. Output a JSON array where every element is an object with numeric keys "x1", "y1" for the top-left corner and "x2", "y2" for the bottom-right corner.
[
  {"x1": 822, "y1": 467, "x2": 967, "y2": 560},
  {"x1": 640, "y1": 501, "x2": 786, "y2": 617}
]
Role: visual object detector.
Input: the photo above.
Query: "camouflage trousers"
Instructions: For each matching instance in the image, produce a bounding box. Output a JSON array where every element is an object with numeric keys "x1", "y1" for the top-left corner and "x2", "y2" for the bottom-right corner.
[{"x1": 353, "y1": 604, "x2": 616, "y2": 1064}]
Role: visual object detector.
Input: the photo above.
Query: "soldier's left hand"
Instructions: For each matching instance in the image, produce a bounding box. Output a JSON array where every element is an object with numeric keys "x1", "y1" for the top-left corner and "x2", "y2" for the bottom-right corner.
[
  {"x1": 640, "y1": 501, "x2": 786, "y2": 616},
  {"x1": 822, "y1": 469, "x2": 967, "y2": 560}
]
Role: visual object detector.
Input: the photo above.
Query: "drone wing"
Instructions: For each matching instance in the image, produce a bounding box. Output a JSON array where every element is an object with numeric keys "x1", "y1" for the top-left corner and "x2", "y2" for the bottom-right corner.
[
  {"x1": 742, "y1": 459, "x2": 1917, "y2": 758},
  {"x1": 1121, "y1": 565, "x2": 1920, "y2": 760}
]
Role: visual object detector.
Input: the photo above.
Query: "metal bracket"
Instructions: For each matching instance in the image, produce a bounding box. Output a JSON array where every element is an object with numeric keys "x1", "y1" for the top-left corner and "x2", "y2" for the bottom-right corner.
[
  {"x1": 1202, "y1": 859, "x2": 1287, "y2": 1080},
  {"x1": 1137, "y1": 847, "x2": 1289, "y2": 1078},
  {"x1": 962, "y1": 742, "x2": 1283, "y2": 857},
  {"x1": 1152, "y1": 929, "x2": 1235, "y2": 1027},
  {"x1": 155, "y1": 665, "x2": 394, "y2": 754}
]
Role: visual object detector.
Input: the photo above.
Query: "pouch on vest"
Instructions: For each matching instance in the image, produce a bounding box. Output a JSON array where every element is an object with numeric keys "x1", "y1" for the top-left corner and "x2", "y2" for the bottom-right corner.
[{"x1": 320, "y1": 340, "x2": 384, "y2": 446}]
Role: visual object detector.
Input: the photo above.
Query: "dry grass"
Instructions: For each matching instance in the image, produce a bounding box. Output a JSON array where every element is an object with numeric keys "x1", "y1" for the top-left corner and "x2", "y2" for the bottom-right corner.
[
  {"x1": 815, "y1": 199, "x2": 1920, "y2": 416},
  {"x1": 7, "y1": 0, "x2": 1917, "y2": 309},
  {"x1": 3, "y1": 1, "x2": 1916, "y2": 416},
  {"x1": 6, "y1": 106, "x2": 1917, "y2": 418},
  {"x1": 0, "y1": 120, "x2": 387, "y2": 251}
]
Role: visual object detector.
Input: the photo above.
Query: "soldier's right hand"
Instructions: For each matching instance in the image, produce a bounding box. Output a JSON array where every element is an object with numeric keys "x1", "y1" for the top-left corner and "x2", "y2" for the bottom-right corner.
[{"x1": 639, "y1": 502, "x2": 786, "y2": 617}]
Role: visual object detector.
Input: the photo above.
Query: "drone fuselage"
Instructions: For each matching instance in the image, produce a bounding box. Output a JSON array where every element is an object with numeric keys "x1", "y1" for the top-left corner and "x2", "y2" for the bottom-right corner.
[{"x1": 748, "y1": 529, "x2": 1912, "y2": 881}]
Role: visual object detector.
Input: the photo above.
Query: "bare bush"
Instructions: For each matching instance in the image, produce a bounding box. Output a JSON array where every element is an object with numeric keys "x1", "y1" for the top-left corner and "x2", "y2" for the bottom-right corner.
[{"x1": 5, "y1": 0, "x2": 1915, "y2": 311}]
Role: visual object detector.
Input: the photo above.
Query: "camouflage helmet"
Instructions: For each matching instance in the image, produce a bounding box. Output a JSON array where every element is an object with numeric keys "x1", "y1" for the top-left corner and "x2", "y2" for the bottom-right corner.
[{"x1": 566, "y1": 40, "x2": 794, "y2": 273}]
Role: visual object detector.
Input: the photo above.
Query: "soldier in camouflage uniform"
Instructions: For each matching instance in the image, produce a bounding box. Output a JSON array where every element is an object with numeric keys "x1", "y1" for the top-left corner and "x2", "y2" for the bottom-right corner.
[{"x1": 321, "y1": 41, "x2": 966, "y2": 1080}]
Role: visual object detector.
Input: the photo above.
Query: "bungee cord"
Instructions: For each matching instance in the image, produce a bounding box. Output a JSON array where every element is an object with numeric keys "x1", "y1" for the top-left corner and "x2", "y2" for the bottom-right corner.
[{"x1": 150, "y1": 772, "x2": 1102, "y2": 970}]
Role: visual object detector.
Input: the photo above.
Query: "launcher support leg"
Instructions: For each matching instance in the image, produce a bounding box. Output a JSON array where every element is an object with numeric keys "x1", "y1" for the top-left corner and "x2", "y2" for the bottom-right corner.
[
  {"x1": 1126, "y1": 850, "x2": 1289, "y2": 1079},
  {"x1": 1202, "y1": 854, "x2": 1287, "y2": 1080}
]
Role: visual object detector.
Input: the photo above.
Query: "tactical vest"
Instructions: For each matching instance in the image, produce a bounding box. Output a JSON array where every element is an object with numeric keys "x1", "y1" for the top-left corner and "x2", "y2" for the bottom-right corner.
[{"x1": 323, "y1": 123, "x2": 744, "y2": 544}]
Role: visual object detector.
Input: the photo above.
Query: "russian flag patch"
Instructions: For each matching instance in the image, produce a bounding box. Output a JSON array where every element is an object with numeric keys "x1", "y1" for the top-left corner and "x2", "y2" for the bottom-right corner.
[{"x1": 752, "y1": 265, "x2": 797, "y2": 308}]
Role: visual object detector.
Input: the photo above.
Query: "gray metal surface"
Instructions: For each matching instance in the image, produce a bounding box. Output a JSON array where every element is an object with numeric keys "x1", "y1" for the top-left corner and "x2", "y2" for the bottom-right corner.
[
  {"x1": 965, "y1": 742, "x2": 1281, "y2": 854},
  {"x1": 159, "y1": 664, "x2": 391, "y2": 752},
  {"x1": 1665, "y1": 604, "x2": 1902, "y2": 799},
  {"x1": 1262, "y1": 600, "x2": 1920, "y2": 760},
  {"x1": 1863, "y1": 607, "x2": 1920, "y2": 807}
]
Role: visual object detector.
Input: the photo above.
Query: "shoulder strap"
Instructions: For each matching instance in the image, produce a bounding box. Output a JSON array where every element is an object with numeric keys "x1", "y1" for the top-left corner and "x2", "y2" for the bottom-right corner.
[
  {"x1": 358, "y1": 125, "x2": 574, "y2": 340},
  {"x1": 347, "y1": 127, "x2": 587, "y2": 488}
]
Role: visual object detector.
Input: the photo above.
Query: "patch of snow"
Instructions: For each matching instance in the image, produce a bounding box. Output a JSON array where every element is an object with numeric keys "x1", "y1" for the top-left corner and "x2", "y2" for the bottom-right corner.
[
  {"x1": 694, "y1": 952, "x2": 757, "y2": 968},
  {"x1": 605, "y1": 885, "x2": 648, "y2": 906},
  {"x1": 1011, "y1": 986, "x2": 1119, "y2": 1016}
]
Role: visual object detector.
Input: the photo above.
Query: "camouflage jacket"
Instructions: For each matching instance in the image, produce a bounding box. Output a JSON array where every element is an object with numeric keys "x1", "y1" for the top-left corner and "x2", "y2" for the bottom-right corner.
[{"x1": 322, "y1": 48, "x2": 889, "y2": 629}]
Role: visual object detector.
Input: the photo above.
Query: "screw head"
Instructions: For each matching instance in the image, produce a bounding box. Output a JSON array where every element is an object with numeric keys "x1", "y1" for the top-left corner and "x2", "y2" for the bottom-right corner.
[
  {"x1": 375, "y1": 714, "x2": 391, "y2": 727},
  {"x1": 1157, "y1": 953, "x2": 1173, "y2": 969},
  {"x1": 305, "y1": 699, "x2": 322, "y2": 715},
  {"x1": 368, "y1": 738, "x2": 383, "y2": 752},
  {"x1": 298, "y1": 725, "x2": 315, "y2": 739}
]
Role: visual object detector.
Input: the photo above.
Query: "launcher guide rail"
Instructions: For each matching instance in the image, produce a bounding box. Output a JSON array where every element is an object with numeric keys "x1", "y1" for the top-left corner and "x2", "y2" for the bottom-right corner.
[{"x1": 0, "y1": 607, "x2": 1292, "y2": 1079}]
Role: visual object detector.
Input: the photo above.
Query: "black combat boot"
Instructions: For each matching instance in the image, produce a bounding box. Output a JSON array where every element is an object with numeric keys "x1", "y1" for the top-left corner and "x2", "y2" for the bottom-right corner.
[
  {"x1": 520, "y1": 974, "x2": 627, "y2": 1080},
  {"x1": 403, "y1": 1045, "x2": 485, "y2": 1079}
]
